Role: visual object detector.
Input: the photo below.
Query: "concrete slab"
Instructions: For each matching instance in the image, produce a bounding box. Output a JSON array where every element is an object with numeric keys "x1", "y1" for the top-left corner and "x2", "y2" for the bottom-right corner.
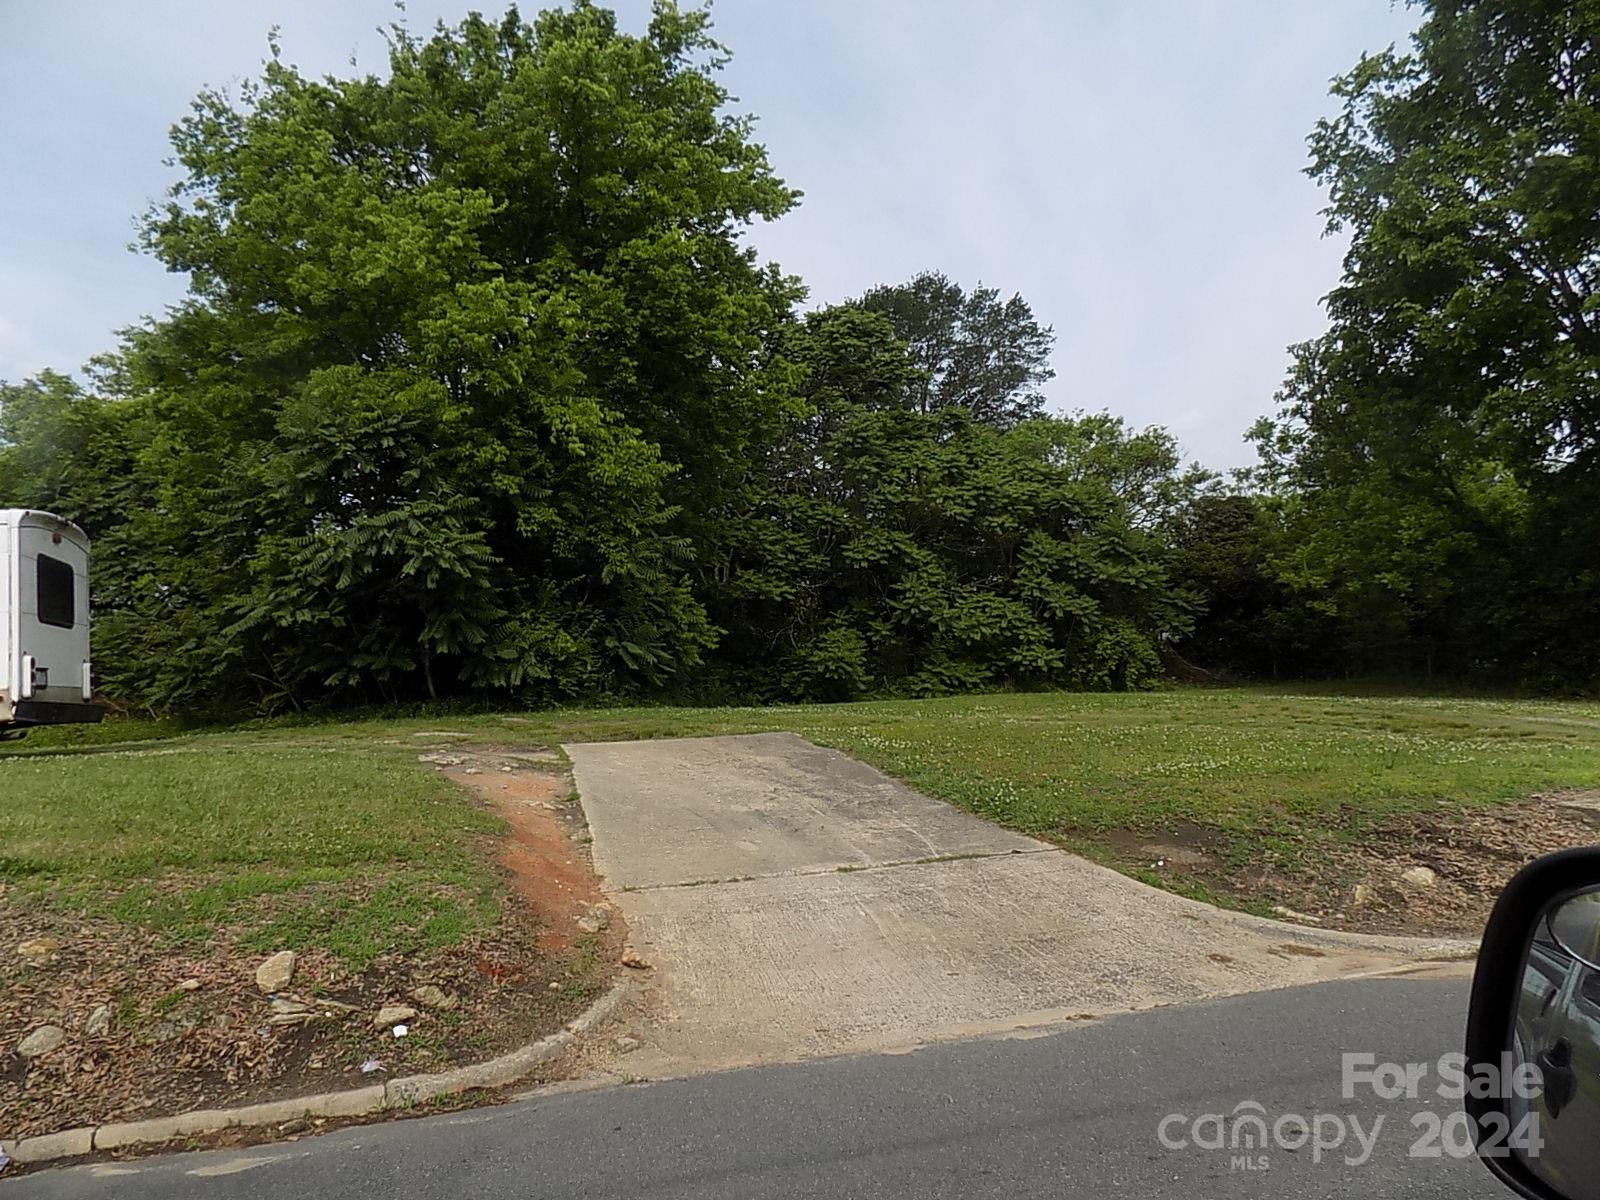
[
  {"x1": 616, "y1": 850, "x2": 1468, "y2": 1073},
  {"x1": 564, "y1": 733, "x2": 1044, "y2": 889},
  {"x1": 565, "y1": 732, "x2": 1473, "y2": 1076}
]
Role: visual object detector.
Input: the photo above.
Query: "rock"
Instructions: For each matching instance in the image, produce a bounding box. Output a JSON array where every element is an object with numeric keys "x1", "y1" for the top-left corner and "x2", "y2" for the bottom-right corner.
[
  {"x1": 277, "y1": 1117, "x2": 312, "y2": 1136},
  {"x1": 409, "y1": 985, "x2": 458, "y2": 1011},
  {"x1": 17, "y1": 937, "x2": 63, "y2": 965},
  {"x1": 614, "y1": 1035, "x2": 641, "y2": 1053},
  {"x1": 255, "y1": 950, "x2": 297, "y2": 993},
  {"x1": 1352, "y1": 884, "x2": 1378, "y2": 908},
  {"x1": 620, "y1": 951, "x2": 652, "y2": 970},
  {"x1": 84, "y1": 1004, "x2": 112, "y2": 1037},
  {"x1": 1399, "y1": 866, "x2": 1439, "y2": 891},
  {"x1": 548, "y1": 981, "x2": 562, "y2": 991},
  {"x1": 313, "y1": 997, "x2": 358, "y2": 1013},
  {"x1": 1271, "y1": 905, "x2": 1322, "y2": 925},
  {"x1": 17, "y1": 1025, "x2": 66, "y2": 1059},
  {"x1": 150, "y1": 1020, "x2": 187, "y2": 1043},
  {"x1": 373, "y1": 1005, "x2": 418, "y2": 1029},
  {"x1": 417, "y1": 752, "x2": 464, "y2": 766},
  {"x1": 464, "y1": 767, "x2": 482, "y2": 775},
  {"x1": 576, "y1": 906, "x2": 611, "y2": 934},
  {"x1": 268, "y1": 1011, "x2": 315, "y2": 1027},
  {"x1": 269, "y1": 997, "x2": 310, "y2": 1016},
  {"x1": 176, "y1": 977, "x2": 201, "y2": 992}
]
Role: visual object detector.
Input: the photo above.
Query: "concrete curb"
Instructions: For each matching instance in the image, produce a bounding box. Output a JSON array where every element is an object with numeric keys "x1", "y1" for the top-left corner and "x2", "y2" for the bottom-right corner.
[{"x1": 1, "y1": 977, "x2": 633, "y2": 1168}]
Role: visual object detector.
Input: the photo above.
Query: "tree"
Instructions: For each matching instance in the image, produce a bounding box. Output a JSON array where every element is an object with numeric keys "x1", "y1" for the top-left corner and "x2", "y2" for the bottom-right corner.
[
  {"x1": 707, "y1": 307, "x2": 1195, "y2": 701},
  {"x1": 1254, "y1": 0, "x2": 1600, "y2": 688},
  {"x1": 19, "y1": 2, "x2": 803, "y2": 714},
  {"x1": 856, "y1": 271, "x2": 1055, "y2": 427}
]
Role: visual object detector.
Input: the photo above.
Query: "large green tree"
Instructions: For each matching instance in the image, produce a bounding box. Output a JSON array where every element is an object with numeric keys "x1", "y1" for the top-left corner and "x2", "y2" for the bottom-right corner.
[
  {"x1": 856, "y1": 271, "x2": 1055, "y2": 427},
  {"x1": 1257, "y1": 0, "x2": 1600, "y2": 687},
  {"x1": 9, "y1": 2, "x2": 803, "y2": 713},
  {"x1": 708, "y1": 306, "x2": 1196, "y2": 701}
]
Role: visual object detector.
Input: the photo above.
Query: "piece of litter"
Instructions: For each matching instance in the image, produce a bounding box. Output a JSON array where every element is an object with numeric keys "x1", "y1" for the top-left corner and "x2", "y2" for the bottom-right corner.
[
  {"x1": 360, "y1": 1058, "x2": 384, "y2": 1074},
  {"x1": 392, "y1": 1024, "x2": 409, "y2": 1038},
  {"x1": 0, "y1": 1149, "x2": 11, "y2": 1175}
]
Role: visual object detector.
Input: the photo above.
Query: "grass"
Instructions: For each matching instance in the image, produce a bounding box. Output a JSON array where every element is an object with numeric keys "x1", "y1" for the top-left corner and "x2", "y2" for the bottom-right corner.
[
  {"x1": 0, "y1": 741, "x2": 503, "y2": 967},
  {"x1": 241, "y1": 687, "x2": 1600, "y2": 880},
  {"x1": 6, "y1": 686, "x2": 1600, "y2": 947}
]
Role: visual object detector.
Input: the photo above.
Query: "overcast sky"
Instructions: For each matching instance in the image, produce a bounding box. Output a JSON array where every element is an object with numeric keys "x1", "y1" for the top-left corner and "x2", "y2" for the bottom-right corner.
[{"x1": 0, "y1": 0, "x2": 1418, "y2": 469}]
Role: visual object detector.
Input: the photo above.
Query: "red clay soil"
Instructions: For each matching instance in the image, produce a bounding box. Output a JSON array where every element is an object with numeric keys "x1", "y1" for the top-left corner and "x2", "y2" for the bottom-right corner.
[{"x1": 444, "y1": 763, "x2": 620, "y2": 956}]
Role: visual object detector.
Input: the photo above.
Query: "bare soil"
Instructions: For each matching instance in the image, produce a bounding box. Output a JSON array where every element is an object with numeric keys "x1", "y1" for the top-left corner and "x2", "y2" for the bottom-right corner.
[
  {"x1": 0, "y1": 748, "x2": 619, "y2": 1143},
  {"x1": 1108, "y1": 791, "x2": 1600, "y2": 937}
]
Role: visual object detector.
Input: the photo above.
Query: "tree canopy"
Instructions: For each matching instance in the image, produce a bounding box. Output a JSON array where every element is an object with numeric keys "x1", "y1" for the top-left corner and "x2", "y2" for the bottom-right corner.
[
  {"x1": 857, "y1": 271, "x2": 1055, "y2": 428},
  {"x1": 1239, "y1": 0, "x2": 1600, "y2": 689},
  {"x1": 0, "y1": 2, "x2": 1210, "y2": 715},
  {"x1": 7, "y1": 0, "x2": 1595, "y2": 711}
]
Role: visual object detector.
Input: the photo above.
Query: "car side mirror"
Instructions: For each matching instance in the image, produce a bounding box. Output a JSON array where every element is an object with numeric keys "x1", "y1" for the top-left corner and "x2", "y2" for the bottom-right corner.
[{"x1": 1467, "y1": 847, "x2": 1600, "y2": 1199}]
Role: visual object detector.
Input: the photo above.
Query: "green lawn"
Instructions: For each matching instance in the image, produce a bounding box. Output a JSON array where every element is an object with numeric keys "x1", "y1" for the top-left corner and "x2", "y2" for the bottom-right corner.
[
  {"x1": 7, "y1": 687, "x2": 1600, "y2": 936},
  {"x1": 0, "y1": 741, "x2": 503, "y2": 967}
]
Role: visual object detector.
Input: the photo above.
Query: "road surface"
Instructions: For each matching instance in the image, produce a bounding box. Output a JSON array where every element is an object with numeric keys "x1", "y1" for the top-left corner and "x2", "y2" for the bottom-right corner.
[{"x1": 11, "y1": 976, "x2": 1504, "y2": 1199}]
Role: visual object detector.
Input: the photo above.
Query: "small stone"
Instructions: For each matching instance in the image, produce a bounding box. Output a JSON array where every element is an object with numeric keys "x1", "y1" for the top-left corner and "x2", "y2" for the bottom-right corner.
[
  {"x1": 269, "y1": 997, "x2": 310, "y2": 1016},
  {"x1": 17, "y1": 1025, "x2": 66, "y2": 1059},
  {"x1": 548, "y1": 981, "x2": 562, "y2": 991},
  {"x1": 277, "y1": 1117, "x2": 311, "y2": 1136},
  {"x1": 1399, "y1": 866, "x2": 1439, "y2": 891},
  {"x1": 1271, "y1": 905, "x2": 1322, "y2": 925},
  {"x1": 255, "y1": 950, "x2": 297, "y2": 993},
  {"x1": 268, "y1": 1011, "x2": 314, "y2": 1027},
  {"x1": 17, "y1": 937, "x2": 63, "y2": 965},
  {"x1": 373, "y1": 1004, "x2": 417, "y2": 1029},
  {"x1": 84, "y1": 1004, "x2": 112, "y2": 1037},
  {"x1": 500, "y1": 765, "x2": 514, "y2": 773},
  {"x1": 464, "y1": 767, "x2": 482, "y2": 775},
  {"x1": 176, "y1": 977, "x2": 201, "y2": 992},
  {"x1": 614, "y1": 1035, "x2": 641, "y2": 1053},
  {"x1": 418, "y1": 752, "x2": 465, "y2": 766},
  {"x1": 576, "y1": 906, "x2": 611, "y2": 934},
  {"x1": 1353, "y1": 884, "x2": 1378, "y2": 908},
  {"x1": 620, "y1": 951, "x2": 652, "y2": 970},
  {"x1": 409, "y1": 985, "x2": 458, "y2": 1011}
]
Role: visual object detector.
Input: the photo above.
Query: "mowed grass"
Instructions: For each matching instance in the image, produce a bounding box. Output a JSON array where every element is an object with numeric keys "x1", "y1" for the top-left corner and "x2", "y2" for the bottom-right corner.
[
  {"x1": 242, "y1": 687, "x2": 1600, "y2": 897},
  {"x1": 6, "y1": 687, "x2": 1600, "y2": 936},
  {"x1": 0, "y1": 743, "x2": 504, "y2": 967}
]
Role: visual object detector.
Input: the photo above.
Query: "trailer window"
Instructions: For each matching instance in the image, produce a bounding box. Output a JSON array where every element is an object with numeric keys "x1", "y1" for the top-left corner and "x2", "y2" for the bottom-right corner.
[{"x1": 36, "y1": 554, "x2": 75, "y2": 628}]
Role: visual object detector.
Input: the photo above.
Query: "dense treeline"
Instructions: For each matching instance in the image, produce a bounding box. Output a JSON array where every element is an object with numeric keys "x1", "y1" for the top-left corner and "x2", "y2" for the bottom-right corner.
[{"x1": 2, "y1": 0, "x2": 1596, "y2": 713}]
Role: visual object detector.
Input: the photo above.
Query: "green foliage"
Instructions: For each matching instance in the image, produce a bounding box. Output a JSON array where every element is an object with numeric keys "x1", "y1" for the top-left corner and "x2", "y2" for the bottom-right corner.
[
  {"x1": 5, "y1": 2, "x2": 797, "y2": 714},
  {"x1": 857, "y1": 270, "x2": 1055, "y2": 427},
  {"x1": 1, "y1": 4, "x2": 1214, "y2": 714},
  {"x1": 1251, "y1": 0, "x2": 1600, "y2": 689},
  {"x1": 710, "y1": 306, "x2": 1197, "y2": 701}
]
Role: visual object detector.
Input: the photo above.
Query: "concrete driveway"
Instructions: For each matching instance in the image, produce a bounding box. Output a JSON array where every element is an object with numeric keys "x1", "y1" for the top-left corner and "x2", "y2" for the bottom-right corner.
[{"x1": 565, "y1": 733, "x2": 1471, "y2": 1074}]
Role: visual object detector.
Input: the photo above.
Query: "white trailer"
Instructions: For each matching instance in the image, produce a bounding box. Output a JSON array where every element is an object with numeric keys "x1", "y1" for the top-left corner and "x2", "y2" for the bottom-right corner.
[{"x1": 0, "y1": 509, "x2": 101, "y2": 736}]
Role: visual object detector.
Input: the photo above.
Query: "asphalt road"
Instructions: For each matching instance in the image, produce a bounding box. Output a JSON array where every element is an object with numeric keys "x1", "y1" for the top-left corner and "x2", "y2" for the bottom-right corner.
[{"x1": 11, "y1": 975, "x2": 1507, "y2": 1199}]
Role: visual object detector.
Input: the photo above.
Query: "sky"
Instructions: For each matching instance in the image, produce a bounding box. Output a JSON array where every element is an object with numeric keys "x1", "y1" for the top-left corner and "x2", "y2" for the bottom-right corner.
[{"x1": 0, "y1": 0, "x2": 1420, "y2": 470}]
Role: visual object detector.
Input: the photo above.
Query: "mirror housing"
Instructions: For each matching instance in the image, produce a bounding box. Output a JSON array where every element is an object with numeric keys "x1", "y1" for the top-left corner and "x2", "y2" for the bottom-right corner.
[{"x1": 1467, "y1": 846, "x2": 1600, "y2": 1199}]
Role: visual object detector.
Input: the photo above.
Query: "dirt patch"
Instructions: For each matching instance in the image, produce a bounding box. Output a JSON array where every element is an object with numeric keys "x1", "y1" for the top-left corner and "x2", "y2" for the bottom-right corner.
[
  {"x1": 0, "y1": 747, "x2": 618, "y2": 1145},
  {"x1": 1110, "y1": 792, "x2": 1600, "y2": 938},
  {"x1": 450, "y1": 765, "x2": 619, "y2": 957},
  {"x1": 1104, "y1": 820, "x2": 1223, "y2": 871}
]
